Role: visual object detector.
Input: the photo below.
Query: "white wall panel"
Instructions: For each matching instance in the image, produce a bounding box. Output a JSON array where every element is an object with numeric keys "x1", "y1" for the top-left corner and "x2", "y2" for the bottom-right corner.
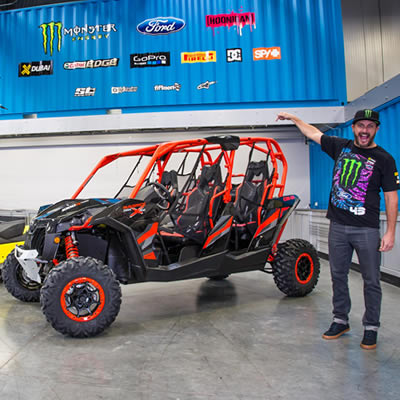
[{"x1": 0, "y1": 133, "x2": 310, "y2": 211}]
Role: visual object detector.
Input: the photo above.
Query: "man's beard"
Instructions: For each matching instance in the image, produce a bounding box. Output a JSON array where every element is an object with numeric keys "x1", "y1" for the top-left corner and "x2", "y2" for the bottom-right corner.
[{"x1": 354, "y1": 132, "x2": 376, "y2": 148}]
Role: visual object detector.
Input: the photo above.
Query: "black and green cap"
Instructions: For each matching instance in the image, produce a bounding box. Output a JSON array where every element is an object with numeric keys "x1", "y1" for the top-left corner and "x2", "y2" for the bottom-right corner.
[{"x1": 353, "y1": 109, "x2": 380, "y2": 125}]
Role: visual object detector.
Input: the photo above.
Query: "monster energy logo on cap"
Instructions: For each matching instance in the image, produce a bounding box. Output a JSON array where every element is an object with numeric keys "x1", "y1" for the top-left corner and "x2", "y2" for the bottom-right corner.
[
  {"x1": 353, "y1": 109, "x2": 380, "y2": 125},
  {"x1": 341, "y1": 158, "x2": 362, "y2": 187},
  {"x1": 39, "y1": 22, "x2": 62, "y2": 55}
]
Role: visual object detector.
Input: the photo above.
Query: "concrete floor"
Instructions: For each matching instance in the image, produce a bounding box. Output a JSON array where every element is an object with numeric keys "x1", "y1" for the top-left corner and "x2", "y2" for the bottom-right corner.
[{"x1": 0, "y1": 259, "x2": 399, "y2": 400}]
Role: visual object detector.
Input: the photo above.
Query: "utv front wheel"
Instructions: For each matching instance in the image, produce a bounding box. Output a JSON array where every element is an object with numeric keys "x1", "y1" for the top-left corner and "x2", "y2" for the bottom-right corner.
[
  {"x1": 271, "y1": 239, "x2": 320, "y2": 297},
  {"x1": 2, "y1": 252, "x2": 41, "y2": 302},
  {"x1": 40, "y1": 256, "x2": 121, "y2": 338}
]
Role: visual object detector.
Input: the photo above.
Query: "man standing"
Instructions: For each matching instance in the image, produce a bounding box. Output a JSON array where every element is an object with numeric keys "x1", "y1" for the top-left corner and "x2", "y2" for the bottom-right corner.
[{"x1": 276, "y1": 109, "x2": 399, "y2": 350}]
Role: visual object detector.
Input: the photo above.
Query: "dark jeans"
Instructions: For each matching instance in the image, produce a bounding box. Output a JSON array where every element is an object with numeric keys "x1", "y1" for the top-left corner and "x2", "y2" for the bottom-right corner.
[{"x1": 328, "y1": 221, "x2": 382, "y2": 328}]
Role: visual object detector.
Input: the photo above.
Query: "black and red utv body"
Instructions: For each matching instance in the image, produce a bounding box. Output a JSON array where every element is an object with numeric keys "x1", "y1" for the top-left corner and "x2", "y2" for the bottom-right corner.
[{"x1": 2, "y1": 135, "x2": 320, "y2": 337}]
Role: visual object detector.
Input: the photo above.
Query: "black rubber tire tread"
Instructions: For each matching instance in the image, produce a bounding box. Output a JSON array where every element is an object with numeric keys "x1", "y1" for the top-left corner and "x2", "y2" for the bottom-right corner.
[
  {"x1": 40, "y1": 256, "x2": 122, "y2": 338},
  {"x1": 208, "y1": 275, "x2": 229, "y2": 281},
  {"x1": 271, "y1": 239, "x2": 320, "y2": 297},
  {"x1": 2, "y1": 252, "x2": 41, "y2": 302}
]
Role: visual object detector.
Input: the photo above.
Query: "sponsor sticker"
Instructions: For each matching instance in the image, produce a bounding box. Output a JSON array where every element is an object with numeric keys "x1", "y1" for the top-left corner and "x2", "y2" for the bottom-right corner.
[
  {"x1": 181, "y1": 51, "x2": 216, "y2": 64},
  {"x1": 18, "y1": 61, "x2": 53, "y2": 77},
  {"x1": 130, "y1": 52, "x2": 170, "y2": 68},
  {"x1": 226, "y1": 48, "x2": 242, "y2": 63},
  {"x1": 39, "y1": 21, "x2": 117, "y2": 55},
  {"x1": 74, "y1": 87, "x2": 96, "y2": 97},
  {"x1": 137, "y1": 17, "x2": 185, "y2": 35},
  {"x1": 64, "y1": 58, "x2": 119, "y2": 70},
  {"x1": 197, "y1": 80, "x2": 217, "y2": 90},
  {"x1": 154, "y1": 83, "x2": 181, "y2": 92},
  {"x1": 111, "y1": 86, "x2": 138, "y2": 94},
  {"x1": 253, "y1": 47, "x2": 281, "y2": 60},
  {"x1": 206, "y1": 11, "x2": 256, "y2": 36}
]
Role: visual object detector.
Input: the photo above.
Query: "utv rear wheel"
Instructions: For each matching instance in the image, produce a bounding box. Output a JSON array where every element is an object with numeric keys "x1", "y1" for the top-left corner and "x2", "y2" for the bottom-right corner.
[
  {"x1": 271, "y1": 239, "x2": 320, "y2": 297},
  {"x1": 40, "y1": 256, "x2": 121, "y2": 338},
  {"x1": 2, "y1": 252, "x2": 41, "y2": 302}
]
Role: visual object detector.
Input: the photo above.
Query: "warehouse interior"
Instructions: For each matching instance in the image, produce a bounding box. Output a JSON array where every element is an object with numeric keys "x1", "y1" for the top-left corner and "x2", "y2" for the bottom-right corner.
[{"x1": 0, "y1": 0, "x2": 399, "y2": 399}]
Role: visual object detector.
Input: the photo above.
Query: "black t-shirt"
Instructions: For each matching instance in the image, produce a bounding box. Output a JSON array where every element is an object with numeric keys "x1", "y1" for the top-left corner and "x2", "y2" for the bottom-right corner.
[{"x1": 321, "y1": 135, "x2": 400, "y2": 228}]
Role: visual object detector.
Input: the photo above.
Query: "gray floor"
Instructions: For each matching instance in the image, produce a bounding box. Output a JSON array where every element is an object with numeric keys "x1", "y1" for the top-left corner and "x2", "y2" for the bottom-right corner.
[{"x1": 0, "y1": 259, "x2": 399, "y2": 400}]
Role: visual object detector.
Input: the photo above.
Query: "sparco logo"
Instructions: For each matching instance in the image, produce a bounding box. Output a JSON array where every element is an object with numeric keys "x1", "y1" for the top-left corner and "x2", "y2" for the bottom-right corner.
[
  {"x1": 154, "y1": 83, "x2": 181, "y2": 92},
  {"x1": 19, "y1": 61, "x2": 53, "y2": 77},
  {"x1": 130, "y1": 52, "x2": 170, "y2": 68},
  {"x1": 340, "y1": 159, "x2": 362, "y2": 187},
  {"x1": 39, "y1": 22, "x2": 62, "y2": 55},
  {"x1": 74, "y1": 87, "x2": 96, "y2": 97},
  {"x1": 64, "y1": 58, "x2": 119, "y2": 70},
  {"x1": 137, "y1": 17, "x2": 185, "y2": 35}
]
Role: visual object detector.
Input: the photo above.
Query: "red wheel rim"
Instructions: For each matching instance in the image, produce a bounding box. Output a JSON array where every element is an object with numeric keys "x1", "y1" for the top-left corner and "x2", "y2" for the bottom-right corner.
[
  {"x1": 60, "y1": 277, "x2": 105, "y2": 322},
  {"x1": 295, "y1": 253, "x2": 314, "y2": 284}
]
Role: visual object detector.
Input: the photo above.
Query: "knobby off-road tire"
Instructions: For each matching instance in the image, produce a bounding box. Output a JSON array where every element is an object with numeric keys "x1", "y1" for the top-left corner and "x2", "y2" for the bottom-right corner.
[
  {"x1": 271, "y1": 239, "x2": 320, "y2": 297},
  {"x1": 40, "y1": 256, "x2": 122, "y2": 338},
  {"x1": 2, "y1": 252, "x2": 41, "y2": 302}
]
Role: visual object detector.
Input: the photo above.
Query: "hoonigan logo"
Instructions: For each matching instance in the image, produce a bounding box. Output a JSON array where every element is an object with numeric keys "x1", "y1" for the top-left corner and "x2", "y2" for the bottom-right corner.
[
  {"x1": 331, "y1": 148, "x2": 376, "y2": 216},
  {"x1": 206, "y1": 9, "x2": 256, "y2": 36},
  {"x1": 39, "y1": 21, "x2": 117, "y2": 55},
  {"x1": 39, "y1": 22, "x2": 62, "y2": 55}
]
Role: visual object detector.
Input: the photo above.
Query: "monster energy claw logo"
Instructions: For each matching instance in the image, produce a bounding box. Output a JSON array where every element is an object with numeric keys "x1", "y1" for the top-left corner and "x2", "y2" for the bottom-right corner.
[
  {"x1": 341, "y1": 159, "x2": 361, "y2": 187},
  {"x1": 39, "y1": 22, "x2": 62, "y2": 55},
  {"x1": 365, "y1": 109, "x2": 372, "y2": 118}
]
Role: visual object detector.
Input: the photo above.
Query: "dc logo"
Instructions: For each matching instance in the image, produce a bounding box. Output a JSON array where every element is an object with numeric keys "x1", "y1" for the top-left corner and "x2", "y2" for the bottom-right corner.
[{"x1": 226, "y1": 48, "x2": 242, "y2": 63}]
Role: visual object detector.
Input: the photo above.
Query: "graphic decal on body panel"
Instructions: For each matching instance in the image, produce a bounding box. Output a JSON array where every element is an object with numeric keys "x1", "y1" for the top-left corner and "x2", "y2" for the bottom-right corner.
[{"x1": 331, "y1": 148, "x2": 376, "y2": 216}]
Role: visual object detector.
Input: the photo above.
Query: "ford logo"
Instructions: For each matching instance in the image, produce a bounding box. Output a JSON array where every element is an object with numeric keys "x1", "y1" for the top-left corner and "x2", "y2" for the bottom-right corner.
[{"x1": 137, "y1": 16, "x2": 186, "y2": 35}]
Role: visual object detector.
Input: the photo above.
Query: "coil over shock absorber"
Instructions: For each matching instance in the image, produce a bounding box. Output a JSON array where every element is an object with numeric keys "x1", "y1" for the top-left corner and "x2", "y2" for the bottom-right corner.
[{"x1": 65, "y1": 232, "x2": 79, "y2": 259}]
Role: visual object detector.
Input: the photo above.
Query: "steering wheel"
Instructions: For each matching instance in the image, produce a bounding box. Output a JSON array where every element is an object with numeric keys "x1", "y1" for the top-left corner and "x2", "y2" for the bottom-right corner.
[{"x1": 150, "y1": 182, "x2": 173, "y2": 209}]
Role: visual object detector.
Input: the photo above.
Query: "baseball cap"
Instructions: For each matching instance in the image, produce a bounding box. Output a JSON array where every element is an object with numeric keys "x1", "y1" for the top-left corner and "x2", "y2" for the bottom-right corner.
[{"x1": 353, "y1": 109, "x2": 380, "y2": 125}]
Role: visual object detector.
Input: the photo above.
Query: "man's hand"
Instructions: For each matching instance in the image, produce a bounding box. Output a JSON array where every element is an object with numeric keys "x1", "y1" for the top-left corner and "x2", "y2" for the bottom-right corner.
[
  {"x1": 379, "y1": 231, "x2": 395, "y2": 252},
  {"x1": 276, "y1": 112, "x2": 297, "y2": 122}
]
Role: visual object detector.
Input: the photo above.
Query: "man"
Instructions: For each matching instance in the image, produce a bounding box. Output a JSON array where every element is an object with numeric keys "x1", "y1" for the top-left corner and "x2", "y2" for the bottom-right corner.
[{"x1": 276, "y1": 109, "x2": 399, "y2": 350}]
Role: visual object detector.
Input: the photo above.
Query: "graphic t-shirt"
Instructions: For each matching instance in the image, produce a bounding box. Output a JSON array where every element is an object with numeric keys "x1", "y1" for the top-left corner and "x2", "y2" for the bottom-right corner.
[{"x1": 321, "y1": 135, "x2": 400, "y2": 228}]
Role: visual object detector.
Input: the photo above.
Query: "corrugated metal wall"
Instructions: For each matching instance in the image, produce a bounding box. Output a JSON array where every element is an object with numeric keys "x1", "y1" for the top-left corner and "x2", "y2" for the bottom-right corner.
[
  {"x1": 0, "y1": 0, "x2": 347, "y2": 119},
  {"x1": 341, "y1": 0, "x2": 400, "y2": 101},
  {"x1": 310, "y1": 96, "x2": 400, "y2": 211}
]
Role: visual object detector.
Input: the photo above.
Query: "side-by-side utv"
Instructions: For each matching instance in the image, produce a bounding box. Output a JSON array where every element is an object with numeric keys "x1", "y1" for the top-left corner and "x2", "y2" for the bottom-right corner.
[{"x1": 2, "y1": 136, "x2": 320, "y2": 337}]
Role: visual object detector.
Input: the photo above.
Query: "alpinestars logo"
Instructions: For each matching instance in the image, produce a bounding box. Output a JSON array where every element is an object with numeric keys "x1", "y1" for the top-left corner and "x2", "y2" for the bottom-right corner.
[
  {"x1": 39, "y1": 22, "x2": 62, "y2": 55},
  {"x1": 197, "y1": 80, "x2": 216, "y2": 90},
  {"x1": 340, "y1": 158, "x2": 362, "y2": 187}
]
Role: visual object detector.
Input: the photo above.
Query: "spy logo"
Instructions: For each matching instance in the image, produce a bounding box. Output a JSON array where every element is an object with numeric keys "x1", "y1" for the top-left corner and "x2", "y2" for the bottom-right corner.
[
  {"x1": 226, "y1": 48, "x2": 242, "y2": 62},
  {"x1": 340, "y1": 158, "x2": 362, "y2": 187}
]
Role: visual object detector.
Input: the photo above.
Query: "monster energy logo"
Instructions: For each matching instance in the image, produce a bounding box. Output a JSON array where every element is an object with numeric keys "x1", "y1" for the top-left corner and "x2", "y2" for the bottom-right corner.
[
  {"x1": 340, "y1": 158, "x2": 362, "y2": 187},
  {"x1": 39, "y1": 22, "x2": 62, "y2": 55},
  {"x1": 365, "y1": 109, "x2": 372, "y2": 118}
]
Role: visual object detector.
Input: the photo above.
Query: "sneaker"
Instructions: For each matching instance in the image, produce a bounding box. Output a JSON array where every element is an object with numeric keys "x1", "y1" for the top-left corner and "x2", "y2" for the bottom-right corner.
[
  {"x1": 322, "y1": 322, "x2": 350, "y2": 340},
  {"x1": 360, "y1": 330, "x2": 377, "y2": 350}
]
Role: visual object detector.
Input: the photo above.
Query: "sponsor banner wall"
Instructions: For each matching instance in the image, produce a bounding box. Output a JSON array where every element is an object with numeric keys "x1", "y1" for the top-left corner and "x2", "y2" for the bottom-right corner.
[{"x1": 0, "y1": 0, "x2": 346, "y2": 118}]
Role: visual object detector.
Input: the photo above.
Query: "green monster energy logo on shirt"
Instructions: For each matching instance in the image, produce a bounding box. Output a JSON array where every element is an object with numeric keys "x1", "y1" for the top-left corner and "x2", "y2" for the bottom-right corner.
[
  {"x1": 39, "y1": 22, "x2": 62, "y2": 55},
  {"x1": 341, "y1": 158, "x2": 362, "y2": 187}
]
